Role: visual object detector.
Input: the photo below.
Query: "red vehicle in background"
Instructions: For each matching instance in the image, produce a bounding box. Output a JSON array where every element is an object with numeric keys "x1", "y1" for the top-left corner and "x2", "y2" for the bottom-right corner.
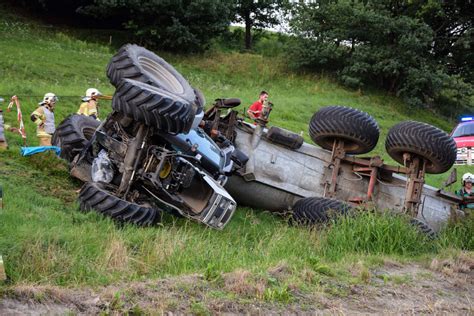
[{"x1": 451, "y1": 117, "x2": 474, "y2": 165}]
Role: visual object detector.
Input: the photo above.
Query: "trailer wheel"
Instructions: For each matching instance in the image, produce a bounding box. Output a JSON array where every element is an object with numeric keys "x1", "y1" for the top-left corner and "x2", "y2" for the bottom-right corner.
[
  {"x1": 78, "y1": 182, "x2": 161, "y2": 227},
  {"x1": 309, "y1": 106, "x2": 379, "y2": 154},
  {"x1": 410, "y1": 218, "x2": 436, "y2": 239},
  {"x1": 107, "y1": 44, "x2": 196, "y2": 104},
  {"x1": 385, "y1": 121, "x2": 456, "y2": 174},
  {"x1": 52, "y1": 114, "x2": 100, "y2": 163},
  {"x1": 290, "y1": 197, "x2": 351, "y2": 226},
  {"x1": 113, "y1": 79, "x2": 195, "y2": 134}
]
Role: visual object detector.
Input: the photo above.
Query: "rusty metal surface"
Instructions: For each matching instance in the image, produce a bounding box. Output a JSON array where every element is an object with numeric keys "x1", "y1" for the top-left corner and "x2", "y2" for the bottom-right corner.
[{"x1": 225, "y1": 122, "x2": 455, "y2": 231}]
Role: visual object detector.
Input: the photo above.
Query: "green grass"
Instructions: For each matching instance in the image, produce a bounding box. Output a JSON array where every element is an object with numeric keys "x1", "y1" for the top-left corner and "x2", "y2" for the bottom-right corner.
[{"x1": 0, "y1": 4, "x2": 472, "y2": 294}]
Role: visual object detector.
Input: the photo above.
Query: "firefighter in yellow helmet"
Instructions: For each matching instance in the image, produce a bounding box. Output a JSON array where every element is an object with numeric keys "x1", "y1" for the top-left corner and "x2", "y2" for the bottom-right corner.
[
  {"x1": 77, "y1": 88, "x2": 102, "y2": 120},
  {"x1": 31, "y1": 93, "x2": 57, "y2": 146}
]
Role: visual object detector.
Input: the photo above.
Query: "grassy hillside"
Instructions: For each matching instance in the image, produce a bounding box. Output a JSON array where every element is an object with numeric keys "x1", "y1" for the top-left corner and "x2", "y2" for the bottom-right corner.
[
  {"x1": 1, "y1": 5, "x2": 471, "y2": 186},
  {"x1": 0, "y1": 5, "x2": 472, "y2": 308}
]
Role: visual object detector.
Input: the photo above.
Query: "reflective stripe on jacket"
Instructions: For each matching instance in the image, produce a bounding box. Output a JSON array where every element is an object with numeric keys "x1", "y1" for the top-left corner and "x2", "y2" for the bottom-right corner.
[{"x1": 31, "y1": 106, "x2": 55, "y2": 137}]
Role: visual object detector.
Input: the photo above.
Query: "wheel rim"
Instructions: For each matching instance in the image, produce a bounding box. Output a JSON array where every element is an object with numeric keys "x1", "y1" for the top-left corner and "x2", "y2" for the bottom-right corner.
[
  {"x1": 320, "y1": 137, "x2": 363, "y2": 153},
  {"x1": 138, "y1": 56, "x2": 184, "y2": 94},
  {"x1": 391, "y1": 150, "x2": 438, "y2": 173}
]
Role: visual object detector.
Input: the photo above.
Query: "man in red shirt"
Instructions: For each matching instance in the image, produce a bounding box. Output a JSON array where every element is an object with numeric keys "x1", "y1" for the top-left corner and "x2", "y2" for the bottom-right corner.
[{"x1": 247, "y1": 91, "x2": 268, "y2": 120}]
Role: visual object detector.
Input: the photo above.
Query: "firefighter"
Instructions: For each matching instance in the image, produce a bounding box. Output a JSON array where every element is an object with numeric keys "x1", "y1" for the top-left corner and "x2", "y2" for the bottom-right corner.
[
  {"x1": 77, "y1": 88, "x2": 102, "y2": 120},
  {"x1": 456, "y1": 173, "x2": 474, "y2": 210},
  {"x1": 31, "y1": 93, "x2": 57, "y2": 146}
]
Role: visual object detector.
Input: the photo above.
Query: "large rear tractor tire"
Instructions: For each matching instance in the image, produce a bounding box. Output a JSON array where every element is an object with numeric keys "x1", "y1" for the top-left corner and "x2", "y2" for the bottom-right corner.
[
  {"x1": 78, "y1": 182, "x2": 161, "y2": 226},
  {"x1": 52, "y1": 114, "x2": 100, "y2": 163},
  {"x1": 385, "y1": 121, "x2": 456, "y2": 174},
  {"x1": 112, "y1": 79, "x2": 195, "y2": 134},
  {"x1": 309, "y1": 106, "x2": 380, "y2": 154},
  {"x1": 107, "y1": 44, "x2": 196, "y2": 104},
  {"x1": 290, "y1": 197, "x2": 351, "y2": 226}
]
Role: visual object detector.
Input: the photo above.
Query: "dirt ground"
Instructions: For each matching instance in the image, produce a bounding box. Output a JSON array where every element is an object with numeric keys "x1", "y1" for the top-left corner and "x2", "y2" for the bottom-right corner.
[{"x1": 1, "y1": 256, "x2": 473, "y2": 315}]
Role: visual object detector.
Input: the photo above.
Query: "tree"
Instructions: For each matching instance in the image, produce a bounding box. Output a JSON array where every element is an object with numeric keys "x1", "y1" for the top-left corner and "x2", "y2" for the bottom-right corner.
[
  {"x1": 14, "y1": 0, "x2": 234, "y2": 50},
  {"x1": 78, "y1": 0, "x2": 233, "y2": 52},
  {"x1": 233, "y1": 0, "x2": 284, "y2": 50},
  {"x1": 15, "y1": 0, "x2": 95, "y2": 25},
  {"x1": 413, "y1": 0, "x2": 473, "y2": 82},
  {"x1": 289, "y1": 0, "x2": 473, "y2": 112}
]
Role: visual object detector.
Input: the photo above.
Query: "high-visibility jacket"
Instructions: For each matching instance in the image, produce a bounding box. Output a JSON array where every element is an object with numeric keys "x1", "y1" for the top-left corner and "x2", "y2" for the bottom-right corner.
[
  {"x1": 31, "y1": 105, "x2": 55, "y2": 137},
  {"x1": 77, "y1": 100, "x2": 99, "y2": 120},
  {"x1": 455, "y1": 188, "x2": 474, "y2": 209}
]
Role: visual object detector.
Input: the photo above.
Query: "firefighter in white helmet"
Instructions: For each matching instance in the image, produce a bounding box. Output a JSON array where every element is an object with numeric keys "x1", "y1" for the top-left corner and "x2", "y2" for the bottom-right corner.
[
  {"x1": 77, "y1": 88, "x2": 102, "y2": 120},
  {"x1": 456, "y1": 173, "x2": 474, "y2": 210},
  {"x1": 31, "y1": 92, "x2": 58, "y2": 146}
]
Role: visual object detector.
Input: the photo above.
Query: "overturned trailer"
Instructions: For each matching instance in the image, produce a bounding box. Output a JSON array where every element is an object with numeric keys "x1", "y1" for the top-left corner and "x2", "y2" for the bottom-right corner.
[{"x1": 203, "y1": 101, "x2": 462, "y2": 232}]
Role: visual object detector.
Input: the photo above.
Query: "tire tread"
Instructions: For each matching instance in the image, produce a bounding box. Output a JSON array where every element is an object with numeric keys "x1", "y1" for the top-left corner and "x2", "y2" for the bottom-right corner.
[
  {"x1": 78, "y1": 182, "x2": 160, "y2": 226},
  {"x1": 385, "y1": 121, "x2": 456, "y2": 174},
  {"x1": 291, "y1": 197, "x2": 350, "y2": 226},
  {"x1": 309, "y1": 106, "x2": 379, "y2": 154}
]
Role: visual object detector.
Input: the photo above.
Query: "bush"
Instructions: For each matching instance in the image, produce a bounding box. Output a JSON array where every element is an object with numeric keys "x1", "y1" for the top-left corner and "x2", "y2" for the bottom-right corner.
[
  {"x1": 289, "y1": 1, "x2": 473, "y2": 112},
  {"x1": 16, "y1": 0, "x2": 234, "y2": 53}
]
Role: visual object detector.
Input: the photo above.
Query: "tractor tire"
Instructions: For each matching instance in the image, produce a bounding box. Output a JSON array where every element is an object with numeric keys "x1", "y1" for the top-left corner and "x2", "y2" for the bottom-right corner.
[
  {"x1": 52, "y1": 114, "x2": 100, "y2": 163},
  {"x1": 385, "y1": 121, "x2": 456, "y2": 174},
  {"x1": 107, "y1": 44, "x2": 195, "y2": 104},
  {"x1": 78, "y1": 181, "x2": 160, "y2": 227},
  {"x1": 410, "y1": 218, "x2": 436, "y2": 239},
  {"x1": 309, "y1": 106, "x2": 380, "y2": 154},
  {"x1": 290, "y1": 197, "x2": 351, "y2": 226},
  {"x1": 112, "y1": 79, "x2": 195, "y2": 134}
]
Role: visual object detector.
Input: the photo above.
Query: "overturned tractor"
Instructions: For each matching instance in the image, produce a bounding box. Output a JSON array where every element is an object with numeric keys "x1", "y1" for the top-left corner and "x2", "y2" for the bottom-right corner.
[{"x1": 54, "y1": 44, "x2": 463, "y2": 233}]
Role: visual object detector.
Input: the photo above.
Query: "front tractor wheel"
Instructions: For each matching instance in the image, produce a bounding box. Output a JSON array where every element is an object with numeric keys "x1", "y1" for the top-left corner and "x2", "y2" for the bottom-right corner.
[
  {"x1": 52, "y1": 114, "x2": 100, "y2": 163},
  {"x1": 385, "y1": 121, "x2": 456, "y2": 174},
  {"x1": 78, "y1": 182, "x2": 161, "y2": 227},
  {"x1": 309, "y1": 106, "x2": 380, "y2": 155}
]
